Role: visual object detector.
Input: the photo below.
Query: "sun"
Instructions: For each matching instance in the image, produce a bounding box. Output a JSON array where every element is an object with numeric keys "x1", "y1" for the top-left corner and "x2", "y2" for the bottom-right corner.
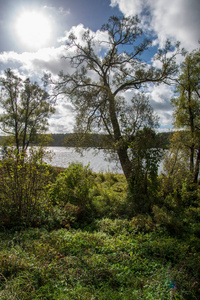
[{"x1": 15, "y1": 10, "x2": 52, "y2": 50}]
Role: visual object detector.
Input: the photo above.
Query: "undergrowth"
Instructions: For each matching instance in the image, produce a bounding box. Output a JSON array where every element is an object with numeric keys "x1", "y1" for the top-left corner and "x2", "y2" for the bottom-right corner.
[
  {"x1": 0, "y1": 164, "x2": 200, "y2": 299},
  {"x1": 0, "y1": 221, "x2": 199, "y2": 299}
]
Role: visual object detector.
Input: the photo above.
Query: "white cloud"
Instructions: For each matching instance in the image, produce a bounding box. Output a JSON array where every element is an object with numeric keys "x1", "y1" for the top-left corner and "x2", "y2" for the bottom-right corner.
[
  {"x1": 58, "y1": 23, "x2": 110, "y2": 55},
  {"x1": 0, "y1": 45, "x2": 74, "y2": 78},
  {"x1": 48, "y1": 116, "x2": 75, "y2": 134},
  {"x1": 58, "y1": 24, "x2": 87, "y2": 44},
  {"x1": 48, "y1": 96, "x2": 75, "y2": 133},
  {"x1": 110, "y1": 0, "x2": 200, "y2": 51},
  {"x1": 43, "y1": 5, "x2": 70, "y2": 17},
  {"x1": 58, "y1": 7, "x2": 71, "y2": 16},
  {"x1": 110, "y1": 0, "x2": 145, "y2": 15},
  {"x1": 147, "y1": 84, "x2": 174, "y2": 127}
]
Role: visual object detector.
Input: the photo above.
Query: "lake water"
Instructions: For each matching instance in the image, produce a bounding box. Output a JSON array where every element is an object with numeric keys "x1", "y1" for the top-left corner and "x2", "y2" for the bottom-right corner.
[
  {"x1": 0, "y1": 146, "x2": 164, "y2": 174},
  {"x1": 45, "y1": 147, "x2": 123, "y2": 173},
  {"x1": 45, "y1": 147, "x2": 164, "y2": 174}
]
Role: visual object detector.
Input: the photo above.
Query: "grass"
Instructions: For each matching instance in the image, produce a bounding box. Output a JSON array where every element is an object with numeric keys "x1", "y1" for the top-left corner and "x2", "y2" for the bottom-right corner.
[
  {"x1": 0, "y1": 164, "x2": 200, "y2": 299},
  {"x1": 0, "y1": 220, "x2": 199, "y2": 299}
]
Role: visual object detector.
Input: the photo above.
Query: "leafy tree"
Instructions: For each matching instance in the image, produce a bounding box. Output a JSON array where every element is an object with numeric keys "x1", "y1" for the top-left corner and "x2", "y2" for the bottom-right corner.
[
  {"x1": 0, "y1": 147, "x2": 52, "y2": 227},
  {"x1": 160, "y1": 132, "x2": 190, "y2": 202},
  {"x1": 157, "y1": 51, "x2": 200, "y2": 232},
  {"x1": 0, "y1": 69, "x2": 55, "y2": 227},
  {"x1": 171, "y1": 49, "x2": 200, "y2": 183},
  {"x1": 0, "y1": 69, "x2": 55, "y2": 152},
  {"x1": 54, "y1": 16, "x2": 181, "y2": 182},
  {"x1": 127, "y1": 127, "x2": 163, "y2": 214}
]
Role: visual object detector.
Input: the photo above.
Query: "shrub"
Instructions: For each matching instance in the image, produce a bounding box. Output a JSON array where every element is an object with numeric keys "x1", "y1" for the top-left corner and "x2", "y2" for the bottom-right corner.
[
  {"x1": 91, "y1": 173, "x2": 127, "y2": 218},
  {"x1": 49, "y1": 163, "x2": 95, "y2": 224},
  {"x1": 0, "y1": 147, "x2": 52, "y2": 228},
  {"x1": 95, "y1": 218, "x2": 129, "y2": 235},
  {"x1": 129, "y1": 214, "x2": 155, "y2": 234},
  {"x1": 155, "y1": 175, "x2": 200, "y2": 237}
]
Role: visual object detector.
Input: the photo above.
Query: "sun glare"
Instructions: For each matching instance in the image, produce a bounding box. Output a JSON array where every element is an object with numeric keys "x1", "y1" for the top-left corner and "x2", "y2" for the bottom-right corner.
[{"x1": 15, "y1": 10, "x2": 52, "y2": 50}]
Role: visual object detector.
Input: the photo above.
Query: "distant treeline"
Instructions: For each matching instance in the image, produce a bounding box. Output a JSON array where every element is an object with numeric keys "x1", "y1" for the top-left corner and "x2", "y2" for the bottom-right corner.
[
  {"x1": 50, "y1": 133, "x2": 111, "y2": 148},
  {"x1": 0, "y1": 132, "x2": 173, "y2": 149},
  {"x1": 50, "y1": 132, "x2": 173, "y2": 148}
]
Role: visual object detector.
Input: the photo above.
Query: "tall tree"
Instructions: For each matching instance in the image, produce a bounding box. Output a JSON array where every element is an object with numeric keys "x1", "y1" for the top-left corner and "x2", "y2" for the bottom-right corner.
[
  {"x1": 54, "y1": 16, "x2": 181, "y2": 182},
  {"x1": 0, "y1": 69, "x2": 55, "y2": 152},
  {"x1": 171, "y1": 49, "x2": 200, "y2": 183}
]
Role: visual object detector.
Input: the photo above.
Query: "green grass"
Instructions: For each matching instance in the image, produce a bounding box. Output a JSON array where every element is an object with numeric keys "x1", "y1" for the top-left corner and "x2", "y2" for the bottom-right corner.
[
  {"x1": 0, "y1": 220, "x2": 199, "y2": 299},
  {"x1": 0, "y1": 164, "x2": 200, "y2": 299}
]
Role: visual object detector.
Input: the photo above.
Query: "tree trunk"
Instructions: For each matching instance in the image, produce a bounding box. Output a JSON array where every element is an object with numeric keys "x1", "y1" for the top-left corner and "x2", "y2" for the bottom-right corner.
[
  {"x1": 107, "y1": 89, "x2": 132, "y2": 181},
  {"x1": 188, "y1": 82, "x2": 195, "y2": 173},
  {"x1": 117, "y1": 147, "x2": 133, "y2": 181},
  {"x1": 190, "y1": 144, "x2": 195, "y2": 173},
  {"x1": 193, "y1": 148, "x2": 200, "y2": 183}
]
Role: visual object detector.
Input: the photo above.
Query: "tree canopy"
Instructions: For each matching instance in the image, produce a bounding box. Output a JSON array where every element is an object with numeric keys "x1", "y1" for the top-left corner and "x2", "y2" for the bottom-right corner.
[
  {"x1": 171, "y1": 49, "x2": 200, "y2": 182},
  {"x1": 0, "y1": 69, "x2": 55, "y2": 152},
  {"x1": 54, "y1": 15, "x2": 181, "y2": 183}
]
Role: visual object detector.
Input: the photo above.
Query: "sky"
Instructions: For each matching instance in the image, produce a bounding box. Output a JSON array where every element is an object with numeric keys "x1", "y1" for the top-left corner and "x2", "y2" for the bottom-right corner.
[{"x1": 0, "y1": 0, "x2": 199, "y2": 134}]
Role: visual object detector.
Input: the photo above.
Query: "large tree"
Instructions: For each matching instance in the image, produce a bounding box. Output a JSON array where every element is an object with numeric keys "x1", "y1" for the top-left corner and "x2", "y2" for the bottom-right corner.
[
  {"x1": 0, "y1": 69, "x2": 55, "y2": 152},
  {"x1": 54, "y1": 16, "x2": 181, "y2": 181},
  {"x1": 171, "y1": 49, "x2": 200, "y2": 183}
]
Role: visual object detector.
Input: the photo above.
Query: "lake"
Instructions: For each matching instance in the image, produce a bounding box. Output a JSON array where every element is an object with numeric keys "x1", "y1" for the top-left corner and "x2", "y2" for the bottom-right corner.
[
  {"x1": 45, "y1": 147, "x2": 164, "y2": 174},
  {"x1": 45, "y1": 147, "x2": 123, "y2": 173},
  {"x1": 0, "y1": 146, "x2": 164, "y2": 174}
]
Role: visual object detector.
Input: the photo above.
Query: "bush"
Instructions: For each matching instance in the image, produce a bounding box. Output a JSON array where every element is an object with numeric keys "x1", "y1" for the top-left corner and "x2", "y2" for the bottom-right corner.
[
  {"x1": 155, "y1": 175, "x2": 200, "y2": 237},
  {"x1": 49, "y1": 163, "x2": 95, "y2": 224},
  {"x1": 95, "y1": 218, "x2": 129, "y2": 235},
  {"x1": 0, "y1": 147, "x2": 52, "y2": 228},
  {"x1": 91, "y1": 173, "x2": 127, "y2": 218}
]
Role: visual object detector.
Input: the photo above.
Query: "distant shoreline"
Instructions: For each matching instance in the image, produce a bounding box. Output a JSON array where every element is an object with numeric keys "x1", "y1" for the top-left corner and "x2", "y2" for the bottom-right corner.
[{"x1": 0, "y1": 132, "x2": 173, "y2": 149}]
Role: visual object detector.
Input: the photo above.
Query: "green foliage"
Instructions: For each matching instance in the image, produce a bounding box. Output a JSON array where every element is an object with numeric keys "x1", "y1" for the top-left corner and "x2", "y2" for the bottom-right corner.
[
  {"x1": 48, "y1": 163, "x2": 95, "y2": 224},
  {"x1": 154, "y1": 170, "x2": 200, "y2": 237},
  {"x1": 0, "y1": 147, "x2": 52, "y2": 228},
  {"x1": 0, "y1": 69, "x2": 55, "y2": 151},
  {"x1": 154, "y1": 48, "x2": 200, "y2": 241},
  {"x1": 171, "y1": 49, "x2": 200, "y2": 183},
  {"x1": 96, "y1": 215, "x2": 155, "y2": 236},
  {"x1": 125, "y1": 128, "x2": 162, "y2": 215},
  {"x1": 161, "y1": 135, "x2": 190, "y2": 197},
  {"x1": 0, "y1": 143, "x2": 199, "y2": 298},
  {"x1": 45, "y1": 203, "x2": 81, "y2": 230},
  {"x1": 49, "y1": 163, "x2": 93, "y2": 206},
  {"x1": 0, "y1": 223, "x2": 199, "y2": 299},
  {"x1": 172, "y1": 49, "x2": 200, "y2": 131},
  {"x1": 48, "y1": 165, "x2": 128, "y2": 225},
  {"x1": 91, "y1": 172, "x2": 127, "y2": 218}
]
